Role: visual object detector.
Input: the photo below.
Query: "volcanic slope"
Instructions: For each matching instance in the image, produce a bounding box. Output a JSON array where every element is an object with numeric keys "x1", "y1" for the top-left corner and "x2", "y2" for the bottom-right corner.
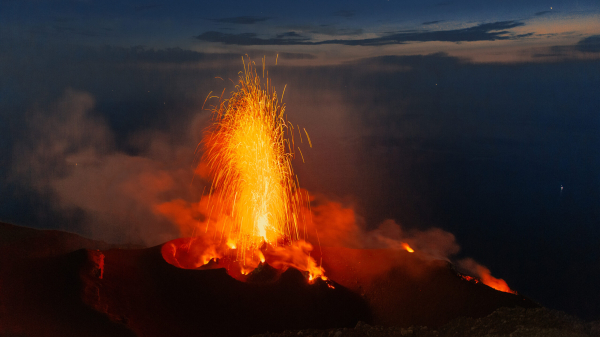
[
  {"x1": 252, "y1": 307, "x2": 600, "y2": 337},
  {"x1": 0, "y1": 221, "x2": 137, "y2": 337},
  {"x1": 0, "y1": 222, "x2": 368, "y2": 337},
  {"x1": 0, "y1": 222, "x2": 540, "y2": 336},
  {"x1": 314, "y1": 247, "x2": 539, "y2": 327}
]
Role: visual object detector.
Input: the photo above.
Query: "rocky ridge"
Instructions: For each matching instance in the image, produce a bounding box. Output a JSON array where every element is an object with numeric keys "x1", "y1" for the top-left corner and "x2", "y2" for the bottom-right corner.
[{"x1": 252, "y1": 307, "x2": 600, "y2": 337}]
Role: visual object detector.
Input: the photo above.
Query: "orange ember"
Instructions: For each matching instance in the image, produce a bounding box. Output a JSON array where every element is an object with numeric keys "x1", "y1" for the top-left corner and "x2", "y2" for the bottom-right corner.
[{"x1": 401, "y1": 243, "x2": 415, "y2": 253}]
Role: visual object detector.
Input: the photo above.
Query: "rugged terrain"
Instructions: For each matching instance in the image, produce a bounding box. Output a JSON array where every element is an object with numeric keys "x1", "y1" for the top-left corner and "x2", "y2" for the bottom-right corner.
[
  {"x1": 0, "y1": 222, "x2": 554, "y2": 336},
  {"x1": 252, "y1": 307, "x2": 600, "y2": 337}
]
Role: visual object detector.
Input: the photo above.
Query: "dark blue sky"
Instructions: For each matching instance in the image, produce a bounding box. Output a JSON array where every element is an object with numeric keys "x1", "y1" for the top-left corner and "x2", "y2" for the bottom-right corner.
[{"x1": 1, "y1": 0, "x2": 600, "y2": 321}]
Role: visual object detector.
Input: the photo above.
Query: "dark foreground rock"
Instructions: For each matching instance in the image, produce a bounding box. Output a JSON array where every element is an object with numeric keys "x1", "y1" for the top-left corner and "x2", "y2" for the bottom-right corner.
[
  {"x1": 0, "y1": 222, "x2": 369, "y2": 337},
  {"x1": 252, "y1": 307, "x2": 600, "y2": 337},
  {"x1": 0, "y1": 222, "x2": 553, "y2": 337},
  {"x1": 314, "y1": 247, "x2": 539, "y2": 327}
]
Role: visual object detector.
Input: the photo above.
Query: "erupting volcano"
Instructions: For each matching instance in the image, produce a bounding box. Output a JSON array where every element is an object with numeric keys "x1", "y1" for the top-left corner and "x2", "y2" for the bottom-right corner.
[
  {"x1": 0, "y1": 59, "x2": 544, "y2": 337},
  {"x1": 162, "y1": 58, "x2": 325, "y2": 281}
]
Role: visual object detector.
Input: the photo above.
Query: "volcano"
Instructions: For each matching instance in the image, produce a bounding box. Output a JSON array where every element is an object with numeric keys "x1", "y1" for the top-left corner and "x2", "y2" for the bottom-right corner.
[{"x1": 0, "y1": 221, "x2": 539, "y2": 337}]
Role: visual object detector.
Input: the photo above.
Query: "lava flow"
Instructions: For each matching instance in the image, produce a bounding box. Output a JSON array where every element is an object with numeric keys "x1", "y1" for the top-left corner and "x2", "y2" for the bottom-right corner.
[{"x1": 162, "y1": 58, "x2": 324, "y2": 281}]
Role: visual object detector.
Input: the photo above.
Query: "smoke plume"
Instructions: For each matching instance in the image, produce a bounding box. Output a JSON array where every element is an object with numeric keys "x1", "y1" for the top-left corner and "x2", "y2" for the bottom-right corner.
[{"x1": 11, "y1": 89, "x2": 210, "y2": 245}]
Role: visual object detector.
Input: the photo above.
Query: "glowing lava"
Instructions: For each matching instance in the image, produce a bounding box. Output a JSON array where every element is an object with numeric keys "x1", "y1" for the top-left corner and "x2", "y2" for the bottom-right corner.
[
  {"x1": 460, "y1": 270, "x2": 515, "y2": 294},
  {"x1": 401, "y1": 243, "x2": 414, "y2": 253},
  {"x1": 477, "y1": 266, "x2": 515, "y2": 294},
  {"x1": 163, "y1": 58, "x2": 324, "y2": 281},
  {"x1": 203, "y1": 58, "x2": 302, "y2": 255}
]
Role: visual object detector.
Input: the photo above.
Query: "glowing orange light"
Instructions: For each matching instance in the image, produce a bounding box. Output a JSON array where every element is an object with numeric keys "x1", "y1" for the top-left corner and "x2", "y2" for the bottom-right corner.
[
  {"x1": 202, "y1": 58, "x2": 302, "y2": 257},
  {"x1": 478, "y1": 267, "x2": 516, "y2": 294},
  {"x1": 191, "y1": 57, "x2": 325, "y2": 281},
  {"x1": 401, "y1": 243, "x2": 414, "y2": 253},
  {"x1": 460, "y1": 269, "x2": 515, "y2": 294}
]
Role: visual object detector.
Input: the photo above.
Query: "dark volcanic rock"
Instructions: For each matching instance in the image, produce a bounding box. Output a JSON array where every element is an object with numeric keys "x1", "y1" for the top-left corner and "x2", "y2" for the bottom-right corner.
[
  {"x1": 88, "y1": 245, "x2": 371, "y2": 337},
  {"x1": 0, "y1": 222, "x2": 135, "y2": 337},
  {"x1": 246, "y1": 261, "x2": 282, "y2": 284},
  {"x1": 251, "y1": 307, "x2": 600, "y2": 337},
  {"x1": 314, "y1": 247, "x2": 539, "y2": 327},
  {"x1": 0, "y1": 222, "x2": 555, "y2": 337},
  {"x1": 0, "y1": 222, "x2": 370, "y2": 337}
]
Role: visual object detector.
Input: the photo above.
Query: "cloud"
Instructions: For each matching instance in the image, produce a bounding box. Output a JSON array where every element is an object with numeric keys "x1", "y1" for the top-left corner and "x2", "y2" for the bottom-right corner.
[
  {"x1": 211, "y1": 16, "x2": 271, "y2": 25},
  {"x1": 532, "y1": 35, "x2": 600, "y2": 58},
  {"x1": 326, "y1": 21, "x2": 531, "y2": 45},
  {"x1": 275, "y1": 31, "x2": 305, "y2": 39},
  {"x1": 576, "y1": 35, "x2": 600, "y2": 53},
  {"x1": 196, "y1": 31, "x2": 310, "y2": 45},
  {"x1": 277, "y1": 52, "x2": 317, "y2": 60},
  {"x1": 282, "y1": 24, "x2": 364, "y2": 37},
  {"x1": 196, "y1": 21, "x2": 531, "y2": 46},
  {"x1": 309, "y1": 25, "x2": 364, "y2": 36},
  {"x1": 422, "y1": 20, "x2": 444, "y2": 26},
  {"x1": 534, "y1": 10, "x2": 552, "y2": 16}
]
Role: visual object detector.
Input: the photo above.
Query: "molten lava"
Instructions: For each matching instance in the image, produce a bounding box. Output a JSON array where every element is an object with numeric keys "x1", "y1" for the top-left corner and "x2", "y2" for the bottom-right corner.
[
  {"x1": 203, "y1": 58, "x2": 301, "y2": 254},
  {"x1": 460, "y1": 269, "x2": 515, "y2": 294},
  {"x1": 477, "y1": 266, "x2": 516, "y2": 294},
  {"x1": 402, "y1": 243, "x2": 414, "y2": 253},
  {"x1": 163, "y1": 58, "x2": 324, "y2": 281}
]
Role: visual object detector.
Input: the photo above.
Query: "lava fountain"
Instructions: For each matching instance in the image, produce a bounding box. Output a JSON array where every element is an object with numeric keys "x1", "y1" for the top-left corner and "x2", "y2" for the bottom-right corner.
[
  {"x1": 203, "y1": 58, "x2": 301, "y2": 256},
  {"x1": 162, "y1": 58, "x2": 324, "y2": 281}
]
